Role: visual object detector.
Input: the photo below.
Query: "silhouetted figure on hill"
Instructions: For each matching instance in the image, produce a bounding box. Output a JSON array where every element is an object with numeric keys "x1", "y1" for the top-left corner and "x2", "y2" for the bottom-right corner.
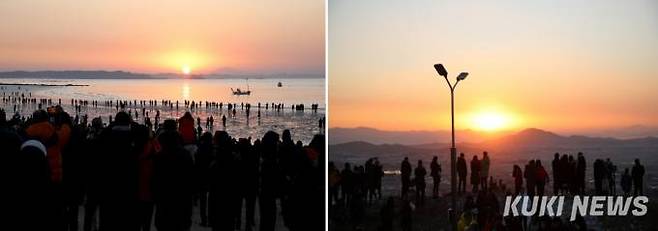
[
  {"x1": 341, "y1": 163, "x2": 354, "y2": 207},
  {"x1": 593, "y1": 159, "x2": 605, "y2": 195},
  {"x1": 632, "y1": 159, "x2": 645, "y2": 196},
  {"x1": 512, "y1": 165, "x2": 523, "y2": 195},
  {"x1": 400, "y1": 157, "x2": 412, "y2": 199},
  {"x1": 430, "y1": 156, "x2": 441, "y2": 198},
  {"x1": 621, "y1": 168, "x2": 632, "y2": 196},
  {"x1": 576, "y1": 152, "x2": 587, "y2": 194},
  {"x1": 606, "y1": 158, "x2": 617, "y2": 195},
  {"x1": 457, "y1": 153, "x2": 467, "y2": 193},
  {"x1": 524, "y1": 160, "x2": 536, "y2": 196},
  {"x1": 535, "y1": 160, "x2": 549, "y2": 197},
  {"x1": 373, "y1": 159, "x2": 384, "y2": 200},
  {"x1": 470, "y1": 155, "x2": 481, "y2": 193},
  {"x1": 557, "y1": 154, "x2": 569, "y2": 194},
  {"x1": 552, "y1": 153, "x2": 560, "y2": 195},
  {"x1": 152, "y1": 128, "x2": 194, "y2": 231},
  {"x1": 480, "y1": 152, "x2": 490, "y2": 191},
  {"x1": 414, "y1": 160, "x2": 427, "y2": 205}
]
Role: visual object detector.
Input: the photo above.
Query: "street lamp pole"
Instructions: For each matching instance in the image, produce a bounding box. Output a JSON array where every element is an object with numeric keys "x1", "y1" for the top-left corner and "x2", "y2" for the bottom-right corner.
[{"x1": 434, "y1": 64, "x2": 467, "y2": 231}]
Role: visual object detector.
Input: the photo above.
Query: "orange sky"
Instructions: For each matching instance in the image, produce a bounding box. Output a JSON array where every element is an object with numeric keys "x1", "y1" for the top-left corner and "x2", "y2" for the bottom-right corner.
[
  {"x1": 0, "y1": 0, "x2": 324, "y2": 75},
  {"x1": 329, "y1": 0, "x2": 658, "y2": 133}
]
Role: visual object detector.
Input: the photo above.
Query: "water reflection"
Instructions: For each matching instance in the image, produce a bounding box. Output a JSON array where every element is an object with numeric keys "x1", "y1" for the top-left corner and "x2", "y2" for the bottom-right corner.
[{"x1": 182, "y1": 80, "x2": 190, "y2": 100}]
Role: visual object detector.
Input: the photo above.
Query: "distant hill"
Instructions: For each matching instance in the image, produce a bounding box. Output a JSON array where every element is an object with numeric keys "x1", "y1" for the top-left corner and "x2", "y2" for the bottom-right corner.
[
  {"x1": 329, "y1": 128, "x2": 658, "y2": 161},
  {"x1": 0, "y1": 70, "x2": 325, "y2": 79},
  {"x1": 485, "y1": 128, "x2": 658, "y2": 149},
  {"x1": 329, "y1": 127, "x2": 510, "y2": 145},
  {"x1": 0, "y1": 71, "x2": 152, "y2": 79}
]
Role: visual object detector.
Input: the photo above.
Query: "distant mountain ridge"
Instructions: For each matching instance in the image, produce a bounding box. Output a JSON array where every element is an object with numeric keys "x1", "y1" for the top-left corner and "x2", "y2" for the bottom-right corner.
[
  {"x1": 329, "y1": 126, "x2": 658, "y2": 145},
  {"x1": 329, "y1": 127, "x2": 510, "y2": 145},
  {"x1": 330, "y1": 127, "x2": 658, "y2": 160},
  {"x1": 0, "y1": 70, "x2": 324, "y2": 79}
]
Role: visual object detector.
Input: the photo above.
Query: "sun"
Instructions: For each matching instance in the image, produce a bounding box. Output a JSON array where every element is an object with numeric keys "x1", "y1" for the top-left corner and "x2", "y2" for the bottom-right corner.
[
  {"x1": 471, "y1": 111, "x2": 510, "y2": 132},
  {"x1": 181, "y1": 64, "x2": 191, "y2": 75}
]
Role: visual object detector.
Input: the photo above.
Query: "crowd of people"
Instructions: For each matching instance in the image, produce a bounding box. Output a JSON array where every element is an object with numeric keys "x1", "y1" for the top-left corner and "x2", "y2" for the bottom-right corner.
[
  {"x1": 329, "y1": 150, "x2": 647, "y2": 231},
  {"x1": 0, "y1": 105, "x2": 325, "y2": 231},
  {"x1": 1, "y1": 91, "x2": 325, "y2": 135}
]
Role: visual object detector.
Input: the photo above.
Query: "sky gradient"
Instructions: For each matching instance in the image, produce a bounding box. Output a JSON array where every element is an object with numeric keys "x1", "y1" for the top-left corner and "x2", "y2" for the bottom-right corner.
[
  {"x1": 0, "y1": 0, "x2": 325, "y2": 75},
  {"x1": 329, "y1": 0, "x2": 658, "y2": 134}
]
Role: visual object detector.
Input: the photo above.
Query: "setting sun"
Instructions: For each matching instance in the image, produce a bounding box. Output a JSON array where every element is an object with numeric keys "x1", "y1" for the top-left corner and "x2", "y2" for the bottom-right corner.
[
  {"x1": 471, "y1": 111, "x2": 511, "y2": 132},
  {"x1": 181, "y1": 64, "x2": 191, "y2": 75}
]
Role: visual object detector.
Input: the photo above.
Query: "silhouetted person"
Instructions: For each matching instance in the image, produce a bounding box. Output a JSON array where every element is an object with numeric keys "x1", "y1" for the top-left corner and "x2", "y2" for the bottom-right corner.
[
  {"x1": 83, "y1": 118, "x2": 104, "y2": 231},
  {"x1": 414, "y1": 160, "x2": 426, "y2": 205},
  {"x1": 576, "y1": 152, "x2": 586, "y2": 194},
  {"x1": 152, "y1": 129, "x2": 194, "y2": 231},
  {"x1": 512, "y1": 165, "x2": 523, "y2": 195},
  {"x1": 457, "y1": 153, "x2": 467, "y2": 193},
  {"x1": 136, "y1": 126, "x2": 157, "y2": 231},
  {"x1": 98, "y1": 112, "x2": 143, "y2": 231},
  {"x1": 430, "y1": 156, "x2": 441, "y2": 198},
  {"x1": 238, "y1": 137, "x2": 259, "y2": 231},
  {"x1": 373, "y1": 160, "x2": 384, "y2": 200},
  {"x1": 195, "y1": 132, "x2": 214, "y2": 227},
  {"x1": 400, "y1": 157, "x2": 412, "y2": 199},
  {"x1": 535, "y1": 160, "x2": 549, "y2": 197},
  {"x1": 257, "y1": 131, "x2": 281, "y2": 231},
  {"x1": 593, "y1": 159, "x2": 604, "y2": 195},
  {"x1": 606, "y1": 158, "x2": 617, "y2": 195},
  {"x1": 222, "y1": 115, "x2": 227, "y2": 128},
  {"x1": 480, "y1": 152, "x2": 490, "y2": 191},
  {"x1": 552, "y1": 153, "x2": 560, "y2": 195},
  {"x1": 25, "y1": 108, "x2": 71, "y2": 230},
  {"x1": 207, "y1": 131, "x2": 239, "y2": 231},
  {"x1": 341, "y1": 163, "x2": 354, "y2": 207},
  {"x1": 621, "y1": 168, "x2": 632, "y2": 196},
  {"x1": 524, "y1": 160, "x2": 536, "y2": 196},
  {"x1": 631, "y1": 159, "x2": 645, "y2": 195},
  {"x1": 12, "y1": 140, "x2": 51, "y2": 231},
  {"x1": 470, "y1": 155, "x2": 481, "y2": 193}
]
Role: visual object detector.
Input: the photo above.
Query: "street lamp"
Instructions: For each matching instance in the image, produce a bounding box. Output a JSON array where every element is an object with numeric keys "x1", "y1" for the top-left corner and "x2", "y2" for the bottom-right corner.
[{"x1": 434, "y1": 63, "x2": 468, "y2": 231}]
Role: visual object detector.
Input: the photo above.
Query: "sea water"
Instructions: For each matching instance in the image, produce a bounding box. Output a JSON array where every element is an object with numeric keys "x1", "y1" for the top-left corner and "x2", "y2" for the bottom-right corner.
[{"x1": 0, "y1": 78, "x2": 325, "y2": 143}]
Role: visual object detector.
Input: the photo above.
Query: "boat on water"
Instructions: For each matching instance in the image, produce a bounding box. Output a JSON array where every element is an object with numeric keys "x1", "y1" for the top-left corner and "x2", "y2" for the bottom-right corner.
[
  {"x1": 231, "y1": 88, "x2": 251, "y2": 95},
  {"x1": 277, "y1": 82, "x2": 283, "y2": 87},
  {"x1": 232, "y1": 78, "x2": 251, "y2": 95}
]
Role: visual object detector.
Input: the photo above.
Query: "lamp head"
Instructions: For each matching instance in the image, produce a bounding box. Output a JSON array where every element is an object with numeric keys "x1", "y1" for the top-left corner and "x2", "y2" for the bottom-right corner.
[
  {"x1": 434, "y1": 64, "x2": 448, "y2": 78},
  {"x1": 457, "y1": 72, "x2": 469, "y2": 81}
]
